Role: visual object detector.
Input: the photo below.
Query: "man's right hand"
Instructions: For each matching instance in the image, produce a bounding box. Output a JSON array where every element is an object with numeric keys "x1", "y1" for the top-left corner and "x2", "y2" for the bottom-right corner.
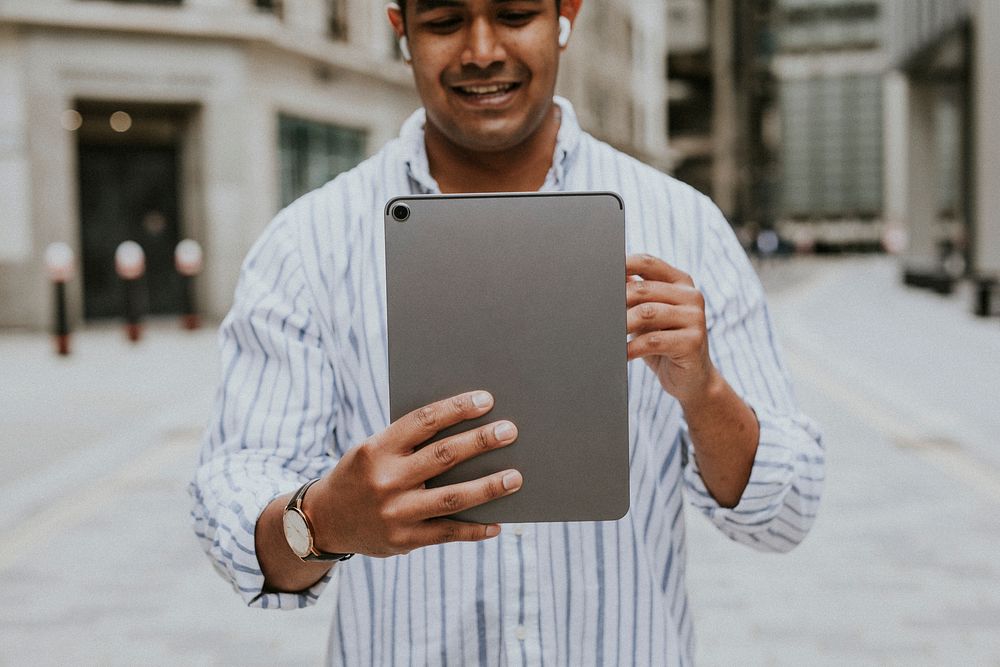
[{"x1": 305, "y1": 390, "x2": 522, "y2": 557}]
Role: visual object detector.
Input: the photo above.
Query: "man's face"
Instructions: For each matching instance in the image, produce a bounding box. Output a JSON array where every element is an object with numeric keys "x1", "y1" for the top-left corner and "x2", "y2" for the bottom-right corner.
[{"x1": 400, "y1": 0, "x2": 564, "y2": 153}]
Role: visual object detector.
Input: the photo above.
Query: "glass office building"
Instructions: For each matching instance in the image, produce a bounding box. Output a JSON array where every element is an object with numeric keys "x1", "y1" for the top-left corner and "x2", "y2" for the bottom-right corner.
[{"x1": 773, "y1": 0, "x2": 886, "y2": 228}]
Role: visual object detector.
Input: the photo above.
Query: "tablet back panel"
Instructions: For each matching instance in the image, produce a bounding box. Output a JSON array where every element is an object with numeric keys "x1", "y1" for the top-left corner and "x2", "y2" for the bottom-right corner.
[{"x1": 384, "y1": 192, "x2": 629, "y2": 523}]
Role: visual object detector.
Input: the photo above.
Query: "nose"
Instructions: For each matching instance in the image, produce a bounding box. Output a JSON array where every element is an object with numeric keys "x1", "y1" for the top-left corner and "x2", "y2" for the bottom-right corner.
[{"x1": 461, "y1": 17, "x2": 506, "y2": 69}]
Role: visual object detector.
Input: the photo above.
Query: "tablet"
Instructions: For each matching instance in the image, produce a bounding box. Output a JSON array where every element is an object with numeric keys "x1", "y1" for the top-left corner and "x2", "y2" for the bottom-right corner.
[{"x1": 383, "y1": 192, "x2": 629, "y2": 523}]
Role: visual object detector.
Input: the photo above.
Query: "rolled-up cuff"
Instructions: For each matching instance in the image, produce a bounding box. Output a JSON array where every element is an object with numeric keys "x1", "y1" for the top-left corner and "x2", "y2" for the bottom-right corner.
[
  {"x1": 190, "y1": 469, "x2": 336, "y2": 609},
  {"x1": 682, "y1": 400, "x2": 824, "y2": 549}
]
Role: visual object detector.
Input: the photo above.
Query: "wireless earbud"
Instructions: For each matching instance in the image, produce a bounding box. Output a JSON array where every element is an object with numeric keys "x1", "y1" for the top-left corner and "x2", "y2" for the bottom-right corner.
[
  {"x1": 558, "y1": 16, "x2": 572, "y2": 48},
  {"x1": 385, "y1": 3, "x2": 412, "y2": 62}
]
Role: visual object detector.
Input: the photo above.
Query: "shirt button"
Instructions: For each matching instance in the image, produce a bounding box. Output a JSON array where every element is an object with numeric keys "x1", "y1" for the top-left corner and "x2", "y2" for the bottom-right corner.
[
  {"x1": 515, "y1": 625, "x2": 527, "y2": 641},
  {"x1": 513, "y1": 525, "x2": 524, "y2": 537}
]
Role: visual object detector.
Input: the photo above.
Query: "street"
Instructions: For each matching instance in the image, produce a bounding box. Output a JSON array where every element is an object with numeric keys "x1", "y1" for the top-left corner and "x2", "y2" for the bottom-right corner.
[
  {"x1": 1, "y1": 256, "x2": 999, "y2": 665},
  {"x1": 687, "y1": 256, "x2": 1000, "y2": 665}
]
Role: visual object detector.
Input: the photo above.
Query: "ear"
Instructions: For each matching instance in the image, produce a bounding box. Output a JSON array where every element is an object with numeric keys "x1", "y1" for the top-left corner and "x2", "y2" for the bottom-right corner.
[
  {"x1": 558, "y1": 0, "x2": 583, "y2": 50},
  {"x1": 386, "y1": 2, "x2": 405, "y2": 40},
  {"x1": 559, "y1": 0, "x2": 583, "y2": 25}
]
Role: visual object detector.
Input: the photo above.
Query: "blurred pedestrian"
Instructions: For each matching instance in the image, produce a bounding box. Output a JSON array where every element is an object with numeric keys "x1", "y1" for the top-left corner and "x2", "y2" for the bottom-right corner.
[{"x1": 190, "y1": 1, "x2": 825, "y2": 664}]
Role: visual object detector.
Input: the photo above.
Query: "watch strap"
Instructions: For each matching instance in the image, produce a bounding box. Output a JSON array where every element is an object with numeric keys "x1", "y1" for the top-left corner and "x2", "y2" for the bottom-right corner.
[
  {"x1": 285, "y1": 477, "x2": 319, "y2": 513},
  {"x1": 285, "y1": 477, "x2": 320, "y2": 511},
  {"x1": 286, "y1": 478, "x2": 354, "y2": 563}
]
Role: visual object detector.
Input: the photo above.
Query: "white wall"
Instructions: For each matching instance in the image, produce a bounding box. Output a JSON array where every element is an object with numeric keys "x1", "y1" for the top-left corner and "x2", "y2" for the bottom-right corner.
[
  {"x1": 0, "y1": 11, "x2": 418, "y2": 328},
  {"x1": 560, "y1": 0, "x2": 669, "y2": 169},
  {"x1": 0, "y1": 26, "x2": 32, "y2": 266},
  {"x1": 973, "y1": 0, "x2": 1000, "y2": 275}
]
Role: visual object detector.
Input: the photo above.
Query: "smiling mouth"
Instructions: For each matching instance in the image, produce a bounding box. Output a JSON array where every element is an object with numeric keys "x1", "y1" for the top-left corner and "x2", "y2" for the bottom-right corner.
[{"x1": 452, "y1": 82, "x2": 521, "y2": 98}]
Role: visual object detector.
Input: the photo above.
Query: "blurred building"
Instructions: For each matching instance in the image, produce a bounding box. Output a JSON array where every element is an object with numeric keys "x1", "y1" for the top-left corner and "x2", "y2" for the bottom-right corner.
[
  {"x1": 0, "y1": 0, "x2": 419, "y2": 329},
  {"x1": 560, "y1": 0, "x2": 669, "y2": 171},
  {"x1": 883, "y1": 0, "x2": 1000, "y2": 294},
  {"x1": 771, "y1": 0, "x2": 886, "y2": 251},
  {"x1": 665, "y1": 0, "x2": 895, "y2": 250},
  {"x1": 665, "y1": 0, "x2": 779, "y2": 235},
  {"x1": 666, "y1": 0, "x2": 728, "y2": 210},
  {"x1": 0, "y1": 0, "x2": 670, "y2": 330}
]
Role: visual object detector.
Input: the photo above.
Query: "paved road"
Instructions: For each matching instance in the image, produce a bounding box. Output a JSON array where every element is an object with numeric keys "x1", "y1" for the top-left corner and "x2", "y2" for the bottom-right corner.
[
  {"x1": 686, "y1": 256, "x2": 1000, "y2": 665},
  {"x1": 1, "y1": 257, "x2": 998, "y2": 665},
  {"x1": 0, "y1": 324, "x2": 337, "y2": 664}
]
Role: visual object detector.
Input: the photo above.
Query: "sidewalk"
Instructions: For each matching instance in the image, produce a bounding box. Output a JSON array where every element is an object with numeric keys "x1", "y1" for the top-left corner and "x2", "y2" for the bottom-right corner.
[
  {"x1": 1, "y1": 257, "x2": 998, "y2": 665},
  {"x1": 0, "y1": 324, "x2": 217, "y2": 525},
  {"x1": 0, "y1": 323, "x2": 338, "y2": 664},
  {"x1": 686, "y1": 255, "x2": 1000, "y2": 665}
]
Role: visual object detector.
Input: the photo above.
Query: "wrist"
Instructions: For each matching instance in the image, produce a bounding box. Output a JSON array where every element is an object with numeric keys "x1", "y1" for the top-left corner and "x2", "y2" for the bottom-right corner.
[
  {"x1": 678, "y1": 365, "x2": 726, "y2": 415},
  {"x1": 300, "y1": 476, "x2": 351, "y2": 555},
  {"x1": 259, "y1": 493, "x2": 333, "y2": 594}
]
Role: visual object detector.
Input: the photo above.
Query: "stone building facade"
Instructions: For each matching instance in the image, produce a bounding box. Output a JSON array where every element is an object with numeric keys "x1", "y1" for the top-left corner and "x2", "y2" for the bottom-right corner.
[
  {"x1": 882, "y1": 0, "x2": 1000, "y2": 289},
  {"x1": 0, "y1": 0, "x2": 669, "y2": 329}
]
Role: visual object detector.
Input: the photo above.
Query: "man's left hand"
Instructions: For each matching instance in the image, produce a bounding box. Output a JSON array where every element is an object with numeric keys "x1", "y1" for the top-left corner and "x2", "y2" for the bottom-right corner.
[{"x1": 625, "y1": 253, "x2": 721, "y2": 407}]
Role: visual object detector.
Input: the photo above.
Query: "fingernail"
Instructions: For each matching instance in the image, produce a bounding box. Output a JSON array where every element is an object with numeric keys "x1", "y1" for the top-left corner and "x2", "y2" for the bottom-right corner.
[
  {"x1": 494, "y1": 422, "x2": 515, "y2": 441},
  {"x1": 485, "y1": 525, "x2": 500, "y2": 537},
  {"x1": 472, "y1": 392, "x2": 492, "y2": 408},
  {"x1": 502, "y1": 470, "x2": 522, "y2": 491}
]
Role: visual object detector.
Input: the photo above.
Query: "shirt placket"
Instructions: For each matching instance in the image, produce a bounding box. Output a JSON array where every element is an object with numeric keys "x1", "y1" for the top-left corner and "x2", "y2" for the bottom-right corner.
[{"x1": 501, "y1": 524, "x2": 541, "y2": 666}]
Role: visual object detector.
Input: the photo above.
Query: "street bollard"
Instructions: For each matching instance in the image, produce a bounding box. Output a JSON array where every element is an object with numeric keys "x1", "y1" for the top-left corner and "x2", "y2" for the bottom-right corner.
[
  {"x1": 174, "y1": 239, "x2": 203, "y2": 330},
  {"x1": 973, "y1": 277, "x2": 997, "y2": 318},
  {"x1": 44, "y1": 242, "x2": 75, "y2": 356},
  {"x1": 881, "y1": 224, "x2": 908, "y2": 255},
  {"x1": 755, "y1": 230, "x2": 780, "y2": 272},
  {"x1": 115, "y1": 241, "x2": 146, "y2": 343}
]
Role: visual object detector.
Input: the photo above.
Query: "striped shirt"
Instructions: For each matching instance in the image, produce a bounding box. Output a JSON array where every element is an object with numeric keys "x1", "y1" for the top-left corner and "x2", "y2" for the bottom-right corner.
[{"x1": 190, "y1": 97, "x2": 825, "y2": 666}]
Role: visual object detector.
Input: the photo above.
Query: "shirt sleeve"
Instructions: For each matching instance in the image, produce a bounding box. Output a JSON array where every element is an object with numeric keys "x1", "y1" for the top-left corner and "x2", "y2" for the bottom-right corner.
[
  {"x1": 681, "y1": 197, "x2": 825, "y2": 553},
  {"x1": 189, "y1": 208, "x2": 340, "y2": 609}
]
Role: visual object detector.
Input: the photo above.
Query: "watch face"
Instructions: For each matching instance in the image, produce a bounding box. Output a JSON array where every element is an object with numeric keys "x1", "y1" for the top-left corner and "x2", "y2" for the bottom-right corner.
[{"x1": 282, "y1": 510, "x2": 311, "y2": 558}]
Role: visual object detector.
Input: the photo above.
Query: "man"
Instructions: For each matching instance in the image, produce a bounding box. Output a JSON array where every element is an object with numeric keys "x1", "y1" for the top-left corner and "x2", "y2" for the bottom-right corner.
[{"x1": 190, "y1": 0, "x2": 825, "y2": 664}]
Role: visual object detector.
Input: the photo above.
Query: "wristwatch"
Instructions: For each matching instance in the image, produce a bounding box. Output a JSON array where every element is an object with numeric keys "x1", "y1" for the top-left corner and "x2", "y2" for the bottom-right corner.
[{"x1": 282, "y1": 478, "x2": 354, "y2": 563}]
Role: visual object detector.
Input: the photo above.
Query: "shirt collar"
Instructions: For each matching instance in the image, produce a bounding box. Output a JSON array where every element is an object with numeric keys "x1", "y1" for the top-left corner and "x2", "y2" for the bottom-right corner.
[{"x1": 400, "y1": 96, "x2": 582, "y2": 194}]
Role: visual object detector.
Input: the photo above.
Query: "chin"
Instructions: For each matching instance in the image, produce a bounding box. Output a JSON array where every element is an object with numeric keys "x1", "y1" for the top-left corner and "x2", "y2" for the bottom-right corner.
[
  {"x1": 425, "y1": 94, "x2": 554, "y2": 155},
  {"x1": 457, "y1": 131, "x2": 527, "y2": 153},
  {"x1": 448, "y1": 117, "x2": 538, "y2": 153}
]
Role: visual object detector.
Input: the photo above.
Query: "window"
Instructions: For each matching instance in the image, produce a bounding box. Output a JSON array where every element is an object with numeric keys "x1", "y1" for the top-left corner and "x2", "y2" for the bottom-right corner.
[
  {"x1": 86, "y1": 0, "x2": 182, "y2": 4},
  {"x1": 279, "y1": 114, "x2": 366, "y2": 208},
  {"x1": 254, "y1": 0, "x2": 283, "y2": 18},
  {"x1": 779, "y1": 74, "x2": 883, "y2": 218},
  {"x1": 777, "y1": 0, "x2": 881, "y2": 52},
  {"x1": 328, "y1": 0, "x2": 348, "y2": 41}
]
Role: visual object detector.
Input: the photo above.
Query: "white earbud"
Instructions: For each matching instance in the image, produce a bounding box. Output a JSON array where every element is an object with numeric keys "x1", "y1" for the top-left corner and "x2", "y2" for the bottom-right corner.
[
  {"x1": 386, "y1": 3, "x2": 412, "y2": 62},
  {"x1": 558, "y1": 16, "x2": 572, "y2": 48}
]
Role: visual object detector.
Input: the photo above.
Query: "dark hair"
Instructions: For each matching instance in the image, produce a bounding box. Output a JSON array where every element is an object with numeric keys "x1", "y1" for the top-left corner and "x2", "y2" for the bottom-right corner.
[{"x1": 397, "y1": 0, "x2": 563, "y2": 27}]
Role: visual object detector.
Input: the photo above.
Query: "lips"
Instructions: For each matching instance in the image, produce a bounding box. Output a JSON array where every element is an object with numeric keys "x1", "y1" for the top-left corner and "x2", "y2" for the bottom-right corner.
[{"x1": 452, "y1": 82, "x2": 521, "y2": 98}]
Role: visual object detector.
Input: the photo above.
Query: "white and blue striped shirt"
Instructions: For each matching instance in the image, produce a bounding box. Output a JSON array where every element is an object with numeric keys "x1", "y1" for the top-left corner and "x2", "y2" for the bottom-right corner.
[{"x1": 190, "y1": 97, "x2": 824, "y2": 666}]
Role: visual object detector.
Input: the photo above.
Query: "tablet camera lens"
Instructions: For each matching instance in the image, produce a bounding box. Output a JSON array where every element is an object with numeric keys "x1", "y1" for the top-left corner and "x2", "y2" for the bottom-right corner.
[{"x1": 392, "y1": 204, "x2": 410, "y2": 222}]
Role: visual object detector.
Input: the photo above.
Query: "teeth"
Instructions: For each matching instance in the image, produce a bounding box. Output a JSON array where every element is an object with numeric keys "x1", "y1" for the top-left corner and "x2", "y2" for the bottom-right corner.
[{"x1": 459, "y1": 83, "x2": 514, "y2": 95}]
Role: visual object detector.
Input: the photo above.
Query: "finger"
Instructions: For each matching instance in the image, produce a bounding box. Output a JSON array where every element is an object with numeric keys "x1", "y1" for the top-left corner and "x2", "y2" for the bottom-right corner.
[
  {"x1": 410, "y1": 519, "x2": 502, "y2": 547},
  {"x1": 405, "y1": 420, "x2": 518, "y2": 483},
  {"x1": 376, "y1": 391, "x2": 494, "y2": 453},
  {"x1": 625, "y1": 279, "x2": 703, "y2": 308},
  {"x1": 625, "y1": 254, "x2": 695, "y2": 286},
  {"x1": 626, "y1": 302, "x2": 701, "y2": 336},
  {"x1": 411, "y1": 469, "x2": 523, "y2": 520},
  {"x1": 627, "y1": 329, "x2": 701, "y2": 361}
]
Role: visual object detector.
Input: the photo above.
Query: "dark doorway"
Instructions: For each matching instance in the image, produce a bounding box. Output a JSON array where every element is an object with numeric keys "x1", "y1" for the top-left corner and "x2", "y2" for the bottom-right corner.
[
  {"x1": 76, "y1": 103, "x2": 189, "y2": 320},
  {"x1": 79, "y1": 145, "x2": 183, "y2": 319}
]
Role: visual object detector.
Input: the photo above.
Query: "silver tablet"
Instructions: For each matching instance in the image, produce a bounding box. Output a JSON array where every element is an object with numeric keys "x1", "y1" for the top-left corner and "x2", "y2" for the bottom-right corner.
[{"x1": 383, "y1": 192, "x2": 629, "y2": 523}]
